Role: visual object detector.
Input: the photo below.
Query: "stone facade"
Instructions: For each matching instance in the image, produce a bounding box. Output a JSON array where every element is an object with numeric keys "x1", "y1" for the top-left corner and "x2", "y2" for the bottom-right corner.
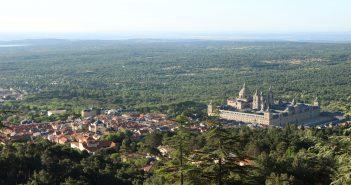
[{"x1": 208, "y1": 84, "x2": 321, "y2": 126}]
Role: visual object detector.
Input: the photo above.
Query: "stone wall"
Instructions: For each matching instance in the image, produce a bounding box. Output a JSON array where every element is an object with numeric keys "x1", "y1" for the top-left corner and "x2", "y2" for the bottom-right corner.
[
  {"x1": 270, "y1": 109, "x2": 320, "y2": 126},
  {"x1": 219, "y1": 108, "x2": 320, "y2": 126},
  {"x1": 219, "y1": 110, "x2": 269, "y2": 125}
]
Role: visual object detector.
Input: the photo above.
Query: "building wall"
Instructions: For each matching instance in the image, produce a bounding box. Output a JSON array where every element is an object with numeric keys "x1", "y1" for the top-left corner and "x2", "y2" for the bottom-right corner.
[
  {"x1": 81, "y1": 109, "x2": 97, "y2": 118},
  {"x1": 219, "y1": 108, "x2": 320, "y2": 126},
  {"x1": 227, "y1": 99, "x2": 250, "y2": 110},
  {"x1": 219, "y1": 110, "x2": 269, "y2": 125},
  {"x1": 47, "y1": 110, "x2": 66, "y2": 116},
  {"x1": 270, "y1": 109, "x2": 320, "y2": 126},
  {"x1": 227, "y1": 99, "x2": 237, "y2": 108}
]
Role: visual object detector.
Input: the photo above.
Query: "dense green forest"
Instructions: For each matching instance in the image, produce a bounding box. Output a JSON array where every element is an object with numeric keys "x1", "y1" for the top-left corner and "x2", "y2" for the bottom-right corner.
[
  {"x1": 1, "y1": 124, "x2": 350, "y2": 184},
  {"x1": 1, "y1": 40, "x2": 351, "y2": 115}
]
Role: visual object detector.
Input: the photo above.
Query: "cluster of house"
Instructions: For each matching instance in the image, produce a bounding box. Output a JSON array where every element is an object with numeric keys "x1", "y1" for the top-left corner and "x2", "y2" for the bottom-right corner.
[
  {"x1": 0, "y1": 107, "x2": 213, "y2": 174},
  {"x1": 0, "y1": 109, "x2": 192, "y2": 154},
  {"x1": 0, "y1": 88, "x2": 25, "y2": 103}
]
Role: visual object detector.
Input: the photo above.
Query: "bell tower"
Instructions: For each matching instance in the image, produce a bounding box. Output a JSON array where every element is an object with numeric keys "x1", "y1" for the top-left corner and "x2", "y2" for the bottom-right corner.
[
  {"x1": 252, "y1": 89, "x2": 261, "y2": 110},
  {"x1": 207, "y1": 101, "x2": 214, "y2": 116},
  {"x1": 238, "y1": 83, "x2": 248, "y2": 100}
]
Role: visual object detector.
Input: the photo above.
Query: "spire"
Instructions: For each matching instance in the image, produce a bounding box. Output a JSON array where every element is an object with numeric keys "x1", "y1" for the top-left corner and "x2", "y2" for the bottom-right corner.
[
  {"x1": 238, "y1": 83, "x2": 248, "y2": 99},
  {"x1": 291, "y1": 98, "x2": 296, "y2": 105},
  {"x1": 254, "y1": 89, "x2": 258, "y2": 96}
]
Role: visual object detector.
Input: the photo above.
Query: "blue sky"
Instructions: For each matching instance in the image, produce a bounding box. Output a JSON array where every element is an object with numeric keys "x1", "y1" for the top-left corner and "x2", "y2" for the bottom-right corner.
[{"x1": 0, "y1": 0, "x2": 350, "y2": 33}]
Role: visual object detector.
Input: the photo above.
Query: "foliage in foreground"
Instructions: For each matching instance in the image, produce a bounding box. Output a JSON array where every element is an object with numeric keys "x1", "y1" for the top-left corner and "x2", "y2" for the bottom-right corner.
[
  {"x1": 0, "y1": 139, "x2": 144, "y2": 185},
  {"x1": 1, "y1": 124, "x2": 351, "y2": 185}
]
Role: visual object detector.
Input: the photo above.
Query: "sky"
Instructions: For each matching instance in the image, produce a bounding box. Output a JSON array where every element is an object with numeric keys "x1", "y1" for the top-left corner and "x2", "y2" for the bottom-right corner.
[{"x1": 0, "y1": 0, "x2": 350, "y2": 36}]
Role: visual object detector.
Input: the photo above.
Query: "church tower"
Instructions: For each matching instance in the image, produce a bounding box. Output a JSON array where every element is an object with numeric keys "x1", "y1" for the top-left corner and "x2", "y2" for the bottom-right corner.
[
  {"x1": 252, "y1": 89, "x2": 261, "y2": 110},
  {"x1": 207, "y1": 101, "x2": 214, "y2": 116},
  {"x1": 238, "y1": 83, "x2": 248, "y2": 100}
]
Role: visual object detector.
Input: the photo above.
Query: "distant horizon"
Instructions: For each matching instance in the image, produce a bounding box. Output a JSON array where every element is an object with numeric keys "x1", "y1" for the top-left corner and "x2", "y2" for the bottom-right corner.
[{"x1": 1, "y1": 31, "x2": 351, "y2": 43}]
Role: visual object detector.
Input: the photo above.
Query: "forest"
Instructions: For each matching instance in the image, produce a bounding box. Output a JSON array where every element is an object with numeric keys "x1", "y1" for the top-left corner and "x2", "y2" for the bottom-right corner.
[{"x1": 1, "y1": 40, "x2": 351, "y2": 116}]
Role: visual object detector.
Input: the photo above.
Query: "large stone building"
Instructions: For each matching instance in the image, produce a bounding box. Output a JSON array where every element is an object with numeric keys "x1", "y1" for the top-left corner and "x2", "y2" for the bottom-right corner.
[{"x1": 208, "y1": 84, "x2": 321, "y2": 126}]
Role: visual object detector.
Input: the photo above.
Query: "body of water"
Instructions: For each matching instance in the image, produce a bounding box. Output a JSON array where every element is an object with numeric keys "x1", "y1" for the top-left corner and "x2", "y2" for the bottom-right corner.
[{"x1": 0, "y1": 44, "x2": 25, "y2": 47}]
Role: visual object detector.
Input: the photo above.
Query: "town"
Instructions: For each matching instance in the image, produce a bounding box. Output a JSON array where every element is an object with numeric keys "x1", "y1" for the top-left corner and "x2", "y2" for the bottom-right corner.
[
  {"x1": 0, "y1": 98, "x2": 347, "y2": 156},
  {"x1": 0, "y1": 107, "x2": 209, "y2": 154},
  {"x1": 0, "y1": 88, "x2": 25, "y2": 103}
]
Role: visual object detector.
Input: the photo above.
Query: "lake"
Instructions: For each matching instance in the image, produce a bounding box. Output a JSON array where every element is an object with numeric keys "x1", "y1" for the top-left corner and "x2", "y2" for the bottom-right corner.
[{"x1": 0, "y1": 44, "x2": 25, "y2": 47}]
